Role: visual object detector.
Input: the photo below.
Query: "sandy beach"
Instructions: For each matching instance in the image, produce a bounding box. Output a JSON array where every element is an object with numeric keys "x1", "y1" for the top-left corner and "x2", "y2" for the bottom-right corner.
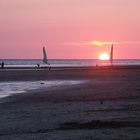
[{"x1": 0, "y1": 66, "x2": 140, "y2": 140}]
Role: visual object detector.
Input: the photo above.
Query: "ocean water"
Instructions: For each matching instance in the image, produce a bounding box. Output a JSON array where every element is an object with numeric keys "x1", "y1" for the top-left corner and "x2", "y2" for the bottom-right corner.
[{"x1": 0, "y1": 59, "x2": 140, "y2": 67}]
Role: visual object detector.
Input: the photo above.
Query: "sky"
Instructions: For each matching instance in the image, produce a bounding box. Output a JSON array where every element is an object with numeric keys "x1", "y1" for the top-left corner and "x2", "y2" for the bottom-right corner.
[{"x1": 0, "y1": 0, "x2": 140, "y2": 59}]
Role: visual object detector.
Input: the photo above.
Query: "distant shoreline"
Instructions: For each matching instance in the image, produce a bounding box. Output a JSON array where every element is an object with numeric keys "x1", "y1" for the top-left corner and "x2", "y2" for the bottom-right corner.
[{"x1": 0, "y1": 64, "x2": 140, "y2": 70}]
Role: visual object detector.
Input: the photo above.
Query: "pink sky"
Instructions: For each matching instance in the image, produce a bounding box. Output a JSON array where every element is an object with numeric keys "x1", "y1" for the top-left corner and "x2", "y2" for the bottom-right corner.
[{"x1": 0, "y1": 0, "x2": 140, "y2": 59}]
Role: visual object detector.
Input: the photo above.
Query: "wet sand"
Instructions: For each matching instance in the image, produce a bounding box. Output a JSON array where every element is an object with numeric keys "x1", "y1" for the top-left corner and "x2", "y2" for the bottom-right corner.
[{"x1": 0, "y1": 66, "x2": 140, "y2": 140}]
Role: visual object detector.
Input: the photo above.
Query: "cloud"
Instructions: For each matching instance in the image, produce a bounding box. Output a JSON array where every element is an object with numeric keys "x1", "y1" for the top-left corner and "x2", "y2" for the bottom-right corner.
[
  {"x1": 88, "y1": 40, "x2": 140, "y2": 46},
  {"x1": 62, "y1": 40, "x2": 119, "y2": 47},
  {"x1": 62, "y1": 40, "x2": 140, "y2": 47},
  {"x1": 88, "y1": 41, "x2": 119, "y2": 46}
]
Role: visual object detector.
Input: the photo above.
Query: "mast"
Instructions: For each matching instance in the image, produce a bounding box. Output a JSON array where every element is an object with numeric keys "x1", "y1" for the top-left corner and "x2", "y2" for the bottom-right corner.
[
  {"x1": 43, "y1": 46, "x2": 48, "y2": 64},
  {"x1": 110, "y1": 44, "x2": 113, "y2": 65}
]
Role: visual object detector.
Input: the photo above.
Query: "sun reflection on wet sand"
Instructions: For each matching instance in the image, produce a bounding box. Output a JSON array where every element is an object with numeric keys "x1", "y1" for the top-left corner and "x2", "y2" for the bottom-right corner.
[{"x1": 0, "y1": 80, "x2": 87, "y2": 98}]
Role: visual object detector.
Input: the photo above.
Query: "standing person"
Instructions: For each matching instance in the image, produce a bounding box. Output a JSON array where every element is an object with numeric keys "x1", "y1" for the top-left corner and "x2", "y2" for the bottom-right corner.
[
  {"x1": 1, "y1": 61, "x2": 4, "y2": 68},
  {"x1": 37, "y1": 64, "x2": 40, "y2": 68}
]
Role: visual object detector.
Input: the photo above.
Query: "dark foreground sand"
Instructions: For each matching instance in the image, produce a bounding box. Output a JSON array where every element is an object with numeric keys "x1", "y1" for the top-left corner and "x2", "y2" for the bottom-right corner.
[{"x1": 0, "y1": 66, "x2": 140, "y2": 140}]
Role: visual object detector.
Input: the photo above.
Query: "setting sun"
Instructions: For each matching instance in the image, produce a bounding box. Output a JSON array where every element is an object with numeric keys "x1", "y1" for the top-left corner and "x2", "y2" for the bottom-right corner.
[{"x1": 99, "y1": 53, "x2": 110, "y2": 60}]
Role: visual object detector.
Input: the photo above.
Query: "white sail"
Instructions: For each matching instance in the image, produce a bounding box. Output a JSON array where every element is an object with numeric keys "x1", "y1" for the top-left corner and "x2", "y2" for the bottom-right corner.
[
  {"x1": 43, "y1": 46, "x2": 48, "y2": 64},
  {"x1": 110, "y1": 44, "x2": 113, "y2": 64}
]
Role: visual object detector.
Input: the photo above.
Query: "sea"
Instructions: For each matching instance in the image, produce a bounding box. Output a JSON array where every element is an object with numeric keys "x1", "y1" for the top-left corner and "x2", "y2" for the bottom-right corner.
[{"x1": 0, "y1": 59, "x2": 140, "y2": 67}]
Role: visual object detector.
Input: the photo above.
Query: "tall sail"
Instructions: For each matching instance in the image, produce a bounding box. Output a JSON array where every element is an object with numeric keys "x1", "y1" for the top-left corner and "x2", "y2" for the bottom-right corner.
[
  {"x1": 43, "y1": 46, "x2": 48, "y2": 64},
  {"x1": 110, "y1": 44, "x2": 113, "y2": 64}
]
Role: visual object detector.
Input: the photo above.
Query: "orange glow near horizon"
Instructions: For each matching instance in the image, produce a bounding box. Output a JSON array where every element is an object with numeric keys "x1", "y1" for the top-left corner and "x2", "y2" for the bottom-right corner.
[{"x1": 99, "y1": 53, "x2": 110, "y2": 60}]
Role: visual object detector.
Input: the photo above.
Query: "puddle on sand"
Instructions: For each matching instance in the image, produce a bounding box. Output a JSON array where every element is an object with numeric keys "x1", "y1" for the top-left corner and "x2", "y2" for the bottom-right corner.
[{"x1": 0, "y1": 80, "x2": 86, "y2": 98}]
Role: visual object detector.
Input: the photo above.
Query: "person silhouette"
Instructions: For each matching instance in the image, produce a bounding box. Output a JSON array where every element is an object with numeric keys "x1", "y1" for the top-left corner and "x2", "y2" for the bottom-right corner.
[
  {"x1": 1, "y1": 62, "x2": 4, "y2": 69},
  {"x1": 37, "y1": 64, "x2": 40, "y2": 68}
]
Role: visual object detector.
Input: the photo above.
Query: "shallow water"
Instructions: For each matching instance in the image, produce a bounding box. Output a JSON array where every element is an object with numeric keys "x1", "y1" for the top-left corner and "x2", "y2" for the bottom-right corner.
[{"x1": 0, "y1": 80, "x2": 86, "y2": 98}]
